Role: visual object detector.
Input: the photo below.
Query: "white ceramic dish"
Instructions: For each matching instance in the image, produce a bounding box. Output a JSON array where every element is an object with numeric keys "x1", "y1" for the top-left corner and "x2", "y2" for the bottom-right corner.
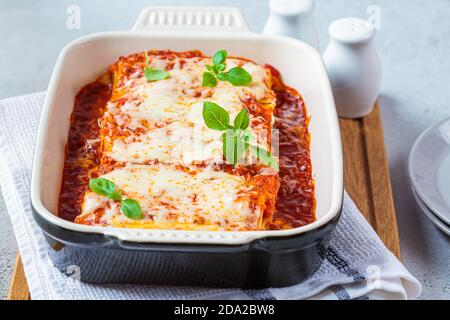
[
  {"x1": 30, "y1": 7, "x2": 343, "y2": 245},
  {"x1": 412, "y1": 187, "x2": 450, "y2": 236},
  {"x1": 409, "y1": 117, "x2": 450, "y2": 225}
]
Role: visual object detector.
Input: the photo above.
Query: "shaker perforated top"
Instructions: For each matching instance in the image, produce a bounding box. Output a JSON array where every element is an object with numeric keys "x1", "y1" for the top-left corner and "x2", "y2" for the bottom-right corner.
[
  {"x1": 328, "y1": 18, "x2": 375, "y2": 44},
  {"x1": 269, "y1": 0, "x2": 315, "y2": 16}
]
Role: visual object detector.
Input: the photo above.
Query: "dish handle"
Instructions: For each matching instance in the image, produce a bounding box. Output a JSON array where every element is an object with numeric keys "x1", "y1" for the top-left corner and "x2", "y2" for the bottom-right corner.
[{"x1": 132, "y1": 6, "x2": 251, "y2": 33}]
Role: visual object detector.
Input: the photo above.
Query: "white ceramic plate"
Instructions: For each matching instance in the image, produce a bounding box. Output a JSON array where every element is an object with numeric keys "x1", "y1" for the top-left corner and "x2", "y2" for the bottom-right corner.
[
  {"x1": 412, "y1": 187, "x2": 450, "y2": 236},
  {"x1": 409, "y1": 117, "x2": 450, "y2": 225}
]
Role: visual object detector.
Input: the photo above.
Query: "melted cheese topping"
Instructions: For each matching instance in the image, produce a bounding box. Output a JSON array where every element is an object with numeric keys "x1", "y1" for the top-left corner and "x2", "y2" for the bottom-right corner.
[
  {"x1": 108, "y1": 120, "x2": 223, "y2": 164},
  {"x1": 76, "y1": 164, "x2": 261, "y2": 230},
  {"x1": 103, "y1": 56, "x2": 274, "y2": 165},
  {"x1": 75, "y1": 51, "x2": 280, "y2": 231}
]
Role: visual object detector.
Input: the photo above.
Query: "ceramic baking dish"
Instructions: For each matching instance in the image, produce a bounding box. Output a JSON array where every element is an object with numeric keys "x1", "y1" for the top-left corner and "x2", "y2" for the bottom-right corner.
[{"x1": 30, "y1": 7, "x2": 343, "y2": 288}]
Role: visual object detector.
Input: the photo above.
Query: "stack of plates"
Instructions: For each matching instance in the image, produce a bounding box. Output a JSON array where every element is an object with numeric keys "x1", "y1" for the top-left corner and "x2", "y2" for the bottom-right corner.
[{"x1": 409, "y1": 118, "x2": 450, "y2": 236}]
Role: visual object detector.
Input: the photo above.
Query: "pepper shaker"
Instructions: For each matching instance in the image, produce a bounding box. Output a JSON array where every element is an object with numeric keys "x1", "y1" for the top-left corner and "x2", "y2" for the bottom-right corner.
[
  {"x1": 262, "y1": 0, "x2": 320, "y2": 51},
  {"x1": 323, "y1": 18, "x2": 382, "y2": 118}
]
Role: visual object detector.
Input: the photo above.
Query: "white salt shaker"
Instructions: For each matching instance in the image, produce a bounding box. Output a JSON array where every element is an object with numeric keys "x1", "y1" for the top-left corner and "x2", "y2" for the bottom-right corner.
[
  {"x1": 323, "y1": 18, "x2": 382, "y2": 118},
  {"x1": 262, "y1": 0, "x2": 320, "y2": 51}
]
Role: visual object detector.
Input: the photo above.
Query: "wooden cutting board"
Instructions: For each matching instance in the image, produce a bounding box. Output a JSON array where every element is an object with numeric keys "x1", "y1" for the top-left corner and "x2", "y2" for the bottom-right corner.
[
  {"x1": 340, "y1": 102, "x2": 401, "y2": 259},
  {"x1": 7, "y1": 102, "x2": 400, "y2": 300}
]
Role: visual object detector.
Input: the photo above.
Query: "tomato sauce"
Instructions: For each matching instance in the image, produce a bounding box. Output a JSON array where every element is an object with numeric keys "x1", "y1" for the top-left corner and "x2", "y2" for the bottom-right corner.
[
  {"x1": 270, "y1": 87, "x2": 315, "y2": 229},
  {"x1": 58, "y1": 77, "x2": 111, "y2": 222}
]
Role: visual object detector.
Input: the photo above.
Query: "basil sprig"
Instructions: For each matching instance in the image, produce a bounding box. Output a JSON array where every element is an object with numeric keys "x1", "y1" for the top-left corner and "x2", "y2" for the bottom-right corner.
[
  {"x1": 144, "y1": 51, "x2": 170, "y2": 81},
  {"x1": 89, "y1": 178, "x2": 143, "y2": 220},
  {"x1": 202, "y1": 102, "x2": 278, "y2": 170},
  {"x1": 202, "y1": 50, "x2": 252, "y2": 87}
]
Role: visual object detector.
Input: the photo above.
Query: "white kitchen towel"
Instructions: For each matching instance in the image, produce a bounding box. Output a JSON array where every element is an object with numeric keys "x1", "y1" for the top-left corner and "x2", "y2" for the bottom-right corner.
[{"x1": 0, "y1": 92, "x2": 421, "y2": 300}]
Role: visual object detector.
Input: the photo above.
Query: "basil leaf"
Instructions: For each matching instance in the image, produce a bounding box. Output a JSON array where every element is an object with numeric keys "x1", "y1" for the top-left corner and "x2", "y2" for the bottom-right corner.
[
  {"x1": 216, "y1": 72, "x2": 228, "y2": 81},
  {"x1": 227, "y1": 67, "x2": 252, "y2": 86},
  {"x1": 143, "y1": 51, "x2": 170, "y2": 81},
  {"x1": 206, "y1": 65, "x2": 217, "y2": 73},
  {"x1": 89, "y1": 178, "x2": 122, "y2": 201},
  {"x1": 145, "y1": 68, "x2": 170, "y2": 81},
  {"x1": 121, "y1": 199, "x2": 143, "y2": 220},
  {"x1": 215, "y1": 63, "x2": 226, "y2": 72},
  {"x1": 202, "y1": 101, "x2": 231, "y2": 131},
  {"x1": 213, "y1": 50, "x2": 227, "y2": 66},
  {"x1": 233, "y1": 108, "x2": 249, "y2": 130},
  {"x1": 251, "y1": 145, "x2": 279, "y2": 171},
  {"x1": 202, "y1": 72, "x2": 217, "y2": 87}
]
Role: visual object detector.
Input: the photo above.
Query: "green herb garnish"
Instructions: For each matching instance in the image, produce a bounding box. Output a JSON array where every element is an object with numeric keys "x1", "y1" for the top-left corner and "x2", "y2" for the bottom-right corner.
[
  {"x1": 202, "y1": 72, "x2": 217, "y2": 88},
  {"x1": 120, "y1": 199, "x2": 143, "y2": 220},
  {"x1": 227, "y1": 67, "x2": 253, "y2": 86},
  {"x1": 212, "y1": 49, "x2": 227, "y2": 65},
  {"x1": 202, "y1": 101, "x2": 232, "y2": 130},
  {"x1": 202, "y1": 50, "x2": 252, "y2": 87},
  {"x1": 89, "y1": 178, "x2": 122, "y2": 201},
  {"x1": 144, "y1": 51, "x2": 170, "y2": 81},
  {"x1": 89, "y1": 178, "x2": 143, "y2": 220},
  {"x1": 233, "y1": 108, "x2": 250, "y2": 130},
  {"x1": 202, "y1": 102, "x2": 278, "y2": 170}
]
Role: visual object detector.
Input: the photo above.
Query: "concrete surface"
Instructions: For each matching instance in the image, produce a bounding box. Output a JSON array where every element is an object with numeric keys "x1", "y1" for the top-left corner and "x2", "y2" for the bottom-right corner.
[{"x1": 0, "y1": 0, "x2": 449, "y2": 300}]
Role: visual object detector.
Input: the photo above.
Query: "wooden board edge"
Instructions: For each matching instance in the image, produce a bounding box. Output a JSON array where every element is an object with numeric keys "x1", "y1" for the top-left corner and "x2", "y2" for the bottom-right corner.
[
  {"x1": 363, "y1": 103, "x2": 401, "y2": 259},
  {"x1": 339, "y1": 103, "x2": 401, "y2": 260},
  {"x1": 7, "y1": 255, "x2": 30, "y2": 300}
]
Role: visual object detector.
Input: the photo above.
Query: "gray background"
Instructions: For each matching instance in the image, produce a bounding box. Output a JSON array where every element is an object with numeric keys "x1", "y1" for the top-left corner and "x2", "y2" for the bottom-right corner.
[{"x1": 0, "y1": 0, "x2": 449, "y2": 300}]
